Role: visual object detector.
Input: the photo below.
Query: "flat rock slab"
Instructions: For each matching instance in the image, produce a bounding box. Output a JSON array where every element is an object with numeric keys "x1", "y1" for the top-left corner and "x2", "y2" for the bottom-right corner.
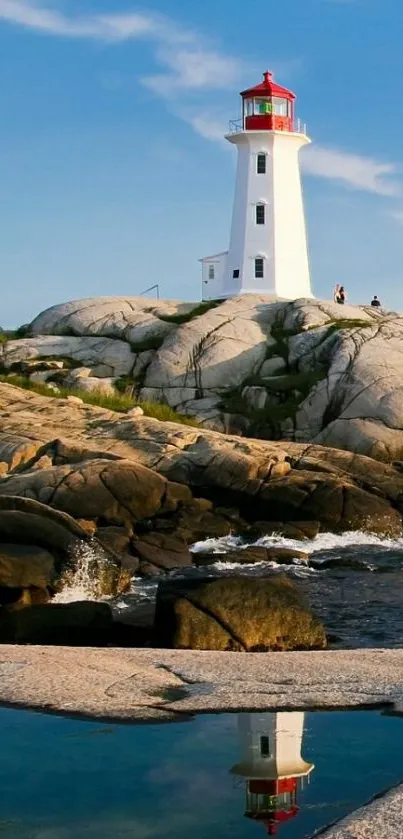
[
  {"x1": 319, "y1": 784, "x2": 403, "y2": 838},
  {"x1": 2, "y1": 647, "x2": 403, "y2": 722}
]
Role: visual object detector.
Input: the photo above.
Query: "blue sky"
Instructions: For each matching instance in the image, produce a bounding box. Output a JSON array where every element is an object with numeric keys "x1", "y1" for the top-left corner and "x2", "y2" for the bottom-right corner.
[{"x1": 1, "y1": 0, "x2": 403, "y2": 326}]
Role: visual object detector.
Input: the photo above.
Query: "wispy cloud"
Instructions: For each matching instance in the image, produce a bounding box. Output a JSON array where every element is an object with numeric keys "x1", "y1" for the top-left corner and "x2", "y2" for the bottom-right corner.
[
  {"x1": 301, "y1": 145, "x2": 402, "y2": 197},
  {"x1": 0, "y1": 0, "x2": 244, "y2": 94},
  {"x1": 0, "y1": 0, "x2": 157, "y2": 39}
]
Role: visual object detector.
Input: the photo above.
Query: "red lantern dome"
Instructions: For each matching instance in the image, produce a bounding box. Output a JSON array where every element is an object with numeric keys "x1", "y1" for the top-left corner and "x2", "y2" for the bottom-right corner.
[
  {"x1": 244, "y1": 778, "x2": 300, "y2": 835},
  {"x1": 241, "y1": 71, "x2": 295, "y2": 133}
]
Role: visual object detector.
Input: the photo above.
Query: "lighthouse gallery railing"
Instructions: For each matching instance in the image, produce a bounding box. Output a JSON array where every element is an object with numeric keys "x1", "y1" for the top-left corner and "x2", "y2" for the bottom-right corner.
[{"x1": 228, "y1": 117, "x2": 307, "y2": 135}]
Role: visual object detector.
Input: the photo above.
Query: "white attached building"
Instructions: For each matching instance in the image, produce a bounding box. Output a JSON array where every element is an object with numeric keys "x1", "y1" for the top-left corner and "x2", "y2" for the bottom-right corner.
[{"x1": 201, "y1": 71, "x2": 313, "y2": 301}]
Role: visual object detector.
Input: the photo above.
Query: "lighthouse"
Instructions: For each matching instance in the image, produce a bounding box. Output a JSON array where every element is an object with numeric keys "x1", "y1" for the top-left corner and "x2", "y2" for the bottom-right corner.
[
  {"x1": 201, "y1": 71, "x2": 313, "y2": 301},
  {"x1": 230, "y1": 712, "x2": 314, "y2": 835}
]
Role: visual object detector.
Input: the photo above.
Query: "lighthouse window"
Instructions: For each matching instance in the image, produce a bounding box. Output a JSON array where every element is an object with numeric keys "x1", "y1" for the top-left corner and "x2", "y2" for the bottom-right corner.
[
  {"x1": 273, "y1": 97, "x2": 289, "y2": 117},
  {"x1": 254, "y1": 98, "x2": 272, "y2": 116},
  {"x1": 256, "y1": 204, "x2": 265, "y2": 225},
  {"x1": 255, "y1": 258, "x2": 264, "y2": 279},
  {"x1": 257, "y1": 154, "x2": 266, "y2": 174},
  {"x1": 260, "y1": 736, "x2": 270, "y2": 757},
  {"x1": 208, "y1": 265, "x2": 215, "y2": 280}
]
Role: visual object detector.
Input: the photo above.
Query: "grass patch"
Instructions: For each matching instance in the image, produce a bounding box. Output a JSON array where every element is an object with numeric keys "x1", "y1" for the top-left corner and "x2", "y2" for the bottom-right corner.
[
  {"x1": 0, "y1": 374, "x2": 200, "y2": 427},
  {"x1": 158, "y1": 300, "x2": 221, "y2": 325},
  {"x1": 219, "y1": 369, "x2": 327, "y2": 439},
  {"x1": 326, "y1": 318, "x2": 373, "y2": 333}
]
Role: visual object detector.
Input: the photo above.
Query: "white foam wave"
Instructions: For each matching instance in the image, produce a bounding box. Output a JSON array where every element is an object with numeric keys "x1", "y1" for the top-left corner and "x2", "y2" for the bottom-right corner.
[{"x1": 191, "y1": 530, "x2": 403, "y2": 558}]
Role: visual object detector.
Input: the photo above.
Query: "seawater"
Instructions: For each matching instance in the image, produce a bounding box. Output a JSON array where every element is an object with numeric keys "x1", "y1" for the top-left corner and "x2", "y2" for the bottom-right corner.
[
  {"x1": 59, "y1": 531, "x2": 403, "y2": 649},
  {"x1": 1, "y1": 707, "x2": 403, "y2": 838}
]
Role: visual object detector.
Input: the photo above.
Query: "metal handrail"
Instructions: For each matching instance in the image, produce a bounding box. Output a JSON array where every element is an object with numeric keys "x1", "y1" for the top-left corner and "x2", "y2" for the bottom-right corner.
[
  {"x1": 140, "y1": 283, "x2": 159, "y2": 299},
  {"x1": 227, "y1": 117, "x2": 307, "y2": 135}
]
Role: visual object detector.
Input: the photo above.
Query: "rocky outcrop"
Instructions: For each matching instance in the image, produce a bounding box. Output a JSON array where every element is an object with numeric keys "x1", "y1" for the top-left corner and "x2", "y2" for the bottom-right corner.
[
  {"x1": 4, "y1": 293, "x2": 403, "y2": 459},
  {"x1": 0, "y1": 601, "x2": 113, "y2": 645},
  {"x1": 154, "y1": 576, "x2": 326, "y2": 651},
  {"x1": 0, "y1": 383, "x2": 402, "y2": 536},
  {"x1": 193, "y1": 546, "x2": 308, "y2": 567}
]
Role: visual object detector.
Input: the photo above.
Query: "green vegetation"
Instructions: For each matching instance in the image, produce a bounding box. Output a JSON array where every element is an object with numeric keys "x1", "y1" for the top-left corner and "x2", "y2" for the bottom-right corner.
[
  {"x1": 158, "y1": 300, "x2": 221, "y2": 325},
  {"x1": 219, "y1": 369, "x2": 327, "y2": 439},
  {"x1": 0, "y1": 375, "x2": 200, "y2": 427},
  {"x1": 0, "y1": 333, "x2": 8, "y2": 344},
  {"x1": 326, "y1": 318, "x2": 373, "y2": 333}
]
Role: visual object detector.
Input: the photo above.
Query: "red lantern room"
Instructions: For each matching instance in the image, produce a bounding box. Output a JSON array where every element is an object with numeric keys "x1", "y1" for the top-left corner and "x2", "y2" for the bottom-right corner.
[
  {"x1": 241, "y1": 71, "x2": 295, "y2": 133},
  {"x1": 245, "y1": 778, "x2": 300, "y2": 836}
]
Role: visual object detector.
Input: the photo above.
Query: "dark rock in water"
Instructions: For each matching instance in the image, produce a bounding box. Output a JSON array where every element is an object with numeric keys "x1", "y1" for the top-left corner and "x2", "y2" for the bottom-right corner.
[
  {"x1": 260, "y1": 477, "x2": 402, "y2": 536},
  {"x1": 0, "y1": 586, "x2": 51, "y2": 608},
  {"x1": 310, "y1": 556, "x2": 367, "y2": 571},
  {"x1": 154, "y1": 576, "x2": 326, "y2": 652},
  {"x1": 96, "y1": 525, "x2": 132, "y2": 555},
  {"x1": 0, "y1": 543, "x2": 55, "y2": 589},
  {"x1": 242, "y1": 521, "x2": 320, "y2": 541},
  {"x1": 132, "y1": 532, "x2": 193, "y2": 576},
  {"x1": 193, "y1": 546, "x2": 308, "y2": 567},
  {"x1": 0, "y1": 601, "x2": 113, "y2": 645}
]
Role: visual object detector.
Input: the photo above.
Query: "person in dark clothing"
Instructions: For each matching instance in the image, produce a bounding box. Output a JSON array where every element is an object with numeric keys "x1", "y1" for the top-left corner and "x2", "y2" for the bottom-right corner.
[
  {"x1": 337, "y1": 286, "x2": 346, "y2": 304},
  {"x1": 371, "y1": 295, "x2": 381, "y2": 307}
]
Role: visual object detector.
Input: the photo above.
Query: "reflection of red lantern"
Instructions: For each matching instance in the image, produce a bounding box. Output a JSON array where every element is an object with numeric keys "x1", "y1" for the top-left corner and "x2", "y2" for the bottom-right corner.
[
  {"x1": 246, "y1": 778, "x2": 300, "y2": 835},
  {"x1": 230, "y1": 713, "x2": 314, "y2": 836}
]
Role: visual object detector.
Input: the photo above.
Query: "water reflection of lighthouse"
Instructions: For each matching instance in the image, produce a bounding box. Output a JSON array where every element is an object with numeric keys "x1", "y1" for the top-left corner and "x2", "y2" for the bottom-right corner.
[{"x1": 230, "y1": 712, "x2": 314, "y2": 836}]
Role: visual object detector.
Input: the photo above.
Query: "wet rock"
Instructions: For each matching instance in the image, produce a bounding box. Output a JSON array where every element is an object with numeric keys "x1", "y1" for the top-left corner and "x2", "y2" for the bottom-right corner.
[
  {"x1": 132, "y1": 533, "x2": 193, "y2": 574},
  {"x1": 96, "y1": 526, "x2": 132, "y2": 556},
  {"x1": 154, "y1": 576, "x2": 326, "y2": 652},
  {"x1": 0, "y1": 543, "x2": 55, "y2": 589},
  {"x1": 193, "y1": 546, "x2": 308, "y2": 567},
  {"x1": 241, "y1": 521, "x2": 321, "y2": 541},
  {"x1": 0, "y1": 601, "x2": 113, "y2": 646}
]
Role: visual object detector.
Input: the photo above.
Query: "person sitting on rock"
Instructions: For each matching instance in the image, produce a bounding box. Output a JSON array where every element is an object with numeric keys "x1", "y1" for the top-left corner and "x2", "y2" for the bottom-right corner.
[
  {"x1": 337, "y1": 286, "x2": 346, "y2": 305},
  {"x1": 371, "y1": 295, "x2": 381, "y2": 307}
]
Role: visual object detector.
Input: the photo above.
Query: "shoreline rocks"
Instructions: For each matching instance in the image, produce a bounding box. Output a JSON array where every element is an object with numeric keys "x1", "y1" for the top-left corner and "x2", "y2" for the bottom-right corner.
[
  {"x1": 154, "y1": 576, "x2": 326, "y2": 652},
  {"x1": 4, "y1": 293, "x2": 403, "y2": 460}
]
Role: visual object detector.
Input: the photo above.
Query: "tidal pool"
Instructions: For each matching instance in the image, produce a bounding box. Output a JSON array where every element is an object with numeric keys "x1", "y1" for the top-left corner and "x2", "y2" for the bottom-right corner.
[{"x1": 1, "y1": 706, "x2": 403, "y2": 837}]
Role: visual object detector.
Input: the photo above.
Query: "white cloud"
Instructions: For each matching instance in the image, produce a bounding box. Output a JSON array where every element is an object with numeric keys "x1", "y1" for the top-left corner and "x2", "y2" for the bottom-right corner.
[
  {"x1": 0, "y1": 0, "x2": 156, "y2": 39},
  {"x1": 0, "y1": 0, "x2": 244, "y2": 94},
  {"x1": 182, "y1": 112, "x2": 228, "y2": 143},
  {"x1": 144, "y1": 48, "x2": 244, "y2": 95},
  {"x1": 301, "y1": 145, "x2": 402, "y2": 197}
]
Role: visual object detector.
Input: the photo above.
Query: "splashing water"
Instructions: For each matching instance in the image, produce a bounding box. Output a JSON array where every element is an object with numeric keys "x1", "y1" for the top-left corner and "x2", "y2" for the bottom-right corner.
[
  {"x1": 53, "y1": 542, "x2": 114, "y2": 603},
  {"x1": 191, "y1": 530, "x2": 403, "y2": 556}
]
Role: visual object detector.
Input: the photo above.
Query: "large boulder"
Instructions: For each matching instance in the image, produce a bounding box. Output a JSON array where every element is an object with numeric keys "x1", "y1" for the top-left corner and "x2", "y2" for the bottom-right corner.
[
  {"x1": 154, "y1": 576, "x2": 326, "y2": 651},
  {"x1": 0, "y1": 601, "x2": 113, "y2": 645},
  {"x1": 0, "y1": 543, "x2": 54, "y2": 589},
  {"x1": 131, "y1": 532, "x2": 193, "y2": 576},
  {"x1": 0, "y1": 459, "x2": 180, "y2": 525},
  {"x1": 1, "y1": 335, "x2": 136, "y2": 377}
]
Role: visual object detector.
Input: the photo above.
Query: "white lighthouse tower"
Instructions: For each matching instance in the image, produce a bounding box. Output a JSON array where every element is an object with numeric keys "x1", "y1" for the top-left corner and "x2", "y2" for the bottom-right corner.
[
  {"x1": 230, "y1": 712, "x2": 314, "y2": 836},
  {"x1": 201, "y1": 71, "x2": 313, "y2": 301}
]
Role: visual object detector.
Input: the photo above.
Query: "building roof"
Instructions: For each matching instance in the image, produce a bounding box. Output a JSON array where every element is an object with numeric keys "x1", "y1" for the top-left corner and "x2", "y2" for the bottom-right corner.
[{"x1": 241, "y1": 71, "x2": 296, "y2": 101}]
